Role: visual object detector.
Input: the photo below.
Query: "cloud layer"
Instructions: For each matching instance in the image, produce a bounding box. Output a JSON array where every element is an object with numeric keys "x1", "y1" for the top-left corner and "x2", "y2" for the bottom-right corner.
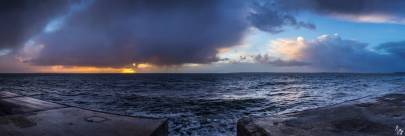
[
  {"x1": 279, "y1": 0, "x2": 405, "y2": 24},
  {"x1": 0, "y1": 0, "x2": 71, "y2": 49},
  {"x1": 1, "y1": 0, "x2": 405, "y2": 72},
  {"x1": 377, "y1": 41, "x2": 405, "y2": 58},
  {"x1": 262, "y1": 35, "x2": 405, "y2": 72},
  {"x1": 1, "y1": 0, "x2": 317, "y2": 68},
  {"x1": 247, "y1": 0, "x2": 315, "y2": 33},
  {"x1": 31, "y1": 0, "x2": 251, "y2": 67}
]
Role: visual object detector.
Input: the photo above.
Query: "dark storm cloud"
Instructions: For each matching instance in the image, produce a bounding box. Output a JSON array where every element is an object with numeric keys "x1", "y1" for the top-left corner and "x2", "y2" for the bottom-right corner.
[
  {"x1": 302, "y1": 35, "x2": 384, "y2": 72},
  {"x1": 275, "y1": 35, "x2": 405, "y2": 72},
  {"x1": 0, "y1": 0, "x2": 71, "y2": 49},
  {"x1": 247, "y1": 1, "x2": 315, "y2": 33},
  {"x1": 253, "y1": 54, "x2": 310, "y2": 67},
  {"x1": 31, "y1": 0, "x2": 248, "y2": 67},
  {"x1": 267, "y1": 59, "x2": 310, "y2": 67},
  {"x1": 377, "y1": 41, "x2": 405, "y2": 58},
  {"x1": 279, "y1": 0, "x2": 405, "y2": 23},
  {"x1": 30, "y1": 0, "x2": 314, "y2": 67},
  {"x1": 309, "y1": 0, "x2": 405, "y2": 16}
]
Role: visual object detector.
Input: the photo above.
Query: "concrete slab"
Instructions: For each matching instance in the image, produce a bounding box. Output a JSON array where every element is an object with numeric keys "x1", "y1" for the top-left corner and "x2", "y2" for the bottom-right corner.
[
  {"x1": 237, "y1": 93, "x2": 405, "y2": 136},
  {"x1": 0, "y1": 93, "x2": 168, "y2": 136},
  {"x1": 0, "y1": 107, "x2": 168, "y2": 136},
  {"x1": 0, "y1": 97, "x2": 66, "y2": 116},
  {"x1": 0, "y1": 91, "x2": 20, "y2": 98}
]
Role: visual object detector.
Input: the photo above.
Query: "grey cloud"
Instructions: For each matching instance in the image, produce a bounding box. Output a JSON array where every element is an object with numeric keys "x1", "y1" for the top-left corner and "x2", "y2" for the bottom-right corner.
[
  {"x1": 254, "y1": 54, "x2": 270, "y2": 63},
  {"x1": 309, "y1": 0, "x2": 405, "y2": 16},
  {"x1": 30, "y1": 0, "x2": 315, "y2": 67},
  {"x1": 377, "y1": 41, "x2": 405, "y2": 58},
  {"x1": 3, "y1": 0, "x2": 405, "y2": 70},
  {"x1": 31, "y1": 0, "x2": 249, "y2": 67},
  {"x1": 0, "y1": 0, "x2": 71, "y2": 50},
  {"x1": 295, "y1": 35, "x2": 405, "y2": 72},
  {"x1": 253, "y1": 54, "x2": 310, "y2": 67},
  {"x1": 268, "y1": 59, "x2": 310, "y2": 67},
  {"x1": 240, "y1": 34, "x2": 405, "y2": 72},
  {"x1": 247, "y1": 0, "x2": 315, "y2": 33},
  {"x1": 279, "y1": 0, "x2": 405, "y2": 23}
]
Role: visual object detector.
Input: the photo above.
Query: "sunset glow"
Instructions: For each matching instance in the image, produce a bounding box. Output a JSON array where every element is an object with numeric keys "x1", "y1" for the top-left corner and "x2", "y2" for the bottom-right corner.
[
  {"x1": 270, "y1": 37, "x2": 306, "y2": 60},
  {"x1": 121, "y1": 68, "x2": 136, "y2": 74},
  {"x1": 35, "y1": 65, "x2": 135, "y2": 73}
]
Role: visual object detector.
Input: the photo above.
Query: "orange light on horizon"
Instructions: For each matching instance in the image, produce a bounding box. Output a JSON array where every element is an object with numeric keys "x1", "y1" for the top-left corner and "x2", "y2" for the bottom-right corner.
[
  {"x1": 121, "y1": 68, "x2": 136, "y2": 74},
  {"x1": 136, "y1": 63, "x2": 152, "y2": 69},
  {"x1": 37, "y1": 65, "x2": 137, "y2": 73}
]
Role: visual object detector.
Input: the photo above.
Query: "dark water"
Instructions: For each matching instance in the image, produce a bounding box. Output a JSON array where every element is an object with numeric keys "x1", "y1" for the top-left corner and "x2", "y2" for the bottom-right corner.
[{"x1": 1, "y1": 73, "x2": 404, "y2": 135}]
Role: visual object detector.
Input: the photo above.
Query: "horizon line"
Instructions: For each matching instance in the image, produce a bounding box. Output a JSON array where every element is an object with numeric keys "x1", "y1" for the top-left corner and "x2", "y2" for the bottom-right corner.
[{"x1": 0, "y1": 72, "x2": 403, "y2": 74}]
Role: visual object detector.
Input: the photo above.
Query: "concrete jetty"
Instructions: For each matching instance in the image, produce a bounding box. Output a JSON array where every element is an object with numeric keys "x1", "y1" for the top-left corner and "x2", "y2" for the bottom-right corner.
[
  {"x1": 0, "y1": 91, "x2": 168, "y2": 136},
  {"x1": 237, "y1": 93, "x2": 405, "y2": 136}
]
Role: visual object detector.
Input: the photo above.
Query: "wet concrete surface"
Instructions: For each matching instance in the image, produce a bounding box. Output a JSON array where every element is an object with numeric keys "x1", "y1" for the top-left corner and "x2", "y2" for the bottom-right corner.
[
  {"x1": 238, "y1": 93, "x2": 405, "y2": 136},
  {"x1": 0, "y1": 91, "x2": 168, "y2": 136},
  {"x1": 0, "y1": 97, "x2": 66, "y2": 116}
]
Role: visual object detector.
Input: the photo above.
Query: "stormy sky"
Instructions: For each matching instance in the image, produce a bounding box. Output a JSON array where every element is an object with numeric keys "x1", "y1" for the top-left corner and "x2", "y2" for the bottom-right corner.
[{"x1": 0, "y1": 0, "x2": 405, "y2": 73}]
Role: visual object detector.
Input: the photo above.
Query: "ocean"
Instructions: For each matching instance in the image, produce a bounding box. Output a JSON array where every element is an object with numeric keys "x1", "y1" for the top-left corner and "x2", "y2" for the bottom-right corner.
[{"x1": 1, "y1": 73, "x2": 404, "y2": 135}]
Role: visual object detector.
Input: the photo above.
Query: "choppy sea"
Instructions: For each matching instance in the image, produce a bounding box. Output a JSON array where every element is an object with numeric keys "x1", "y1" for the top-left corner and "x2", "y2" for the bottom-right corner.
[{"x1": 1, "y1": 73, "x2": 404, "y2": 135}]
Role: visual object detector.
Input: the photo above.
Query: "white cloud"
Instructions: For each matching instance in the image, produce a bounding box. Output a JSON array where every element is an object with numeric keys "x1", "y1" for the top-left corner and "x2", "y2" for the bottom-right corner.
[
  {"x1": 265, "y1": 34, "x2": 405, "y2": 72},
  {"x1": 332, "y1": 14, "x2": 405, "y2": 24},
  {"x1": 0, "y1": 49, "x2": 11, "y2": 56}
]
